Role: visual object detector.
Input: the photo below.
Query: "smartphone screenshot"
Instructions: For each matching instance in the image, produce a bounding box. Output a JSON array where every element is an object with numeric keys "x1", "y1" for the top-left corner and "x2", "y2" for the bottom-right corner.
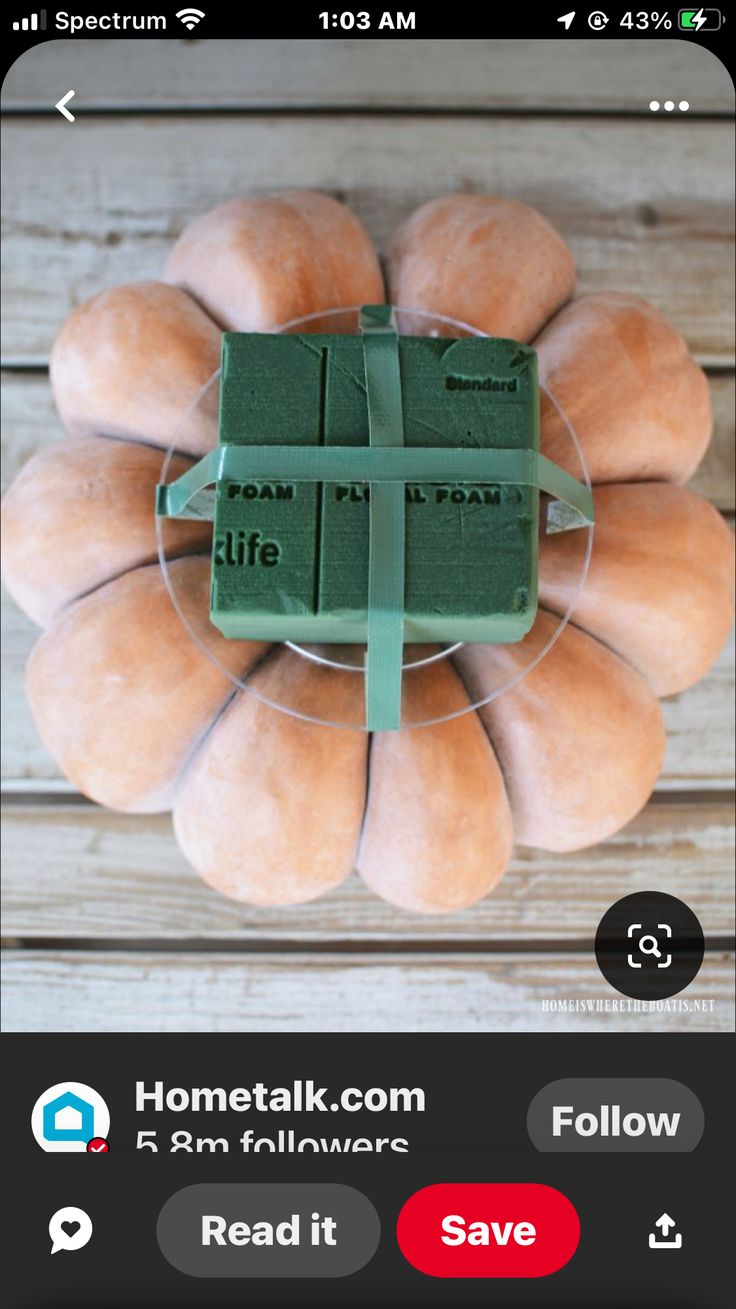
[{"x1": 1, "y1": 9, "x2": 734, "y2": 1305}]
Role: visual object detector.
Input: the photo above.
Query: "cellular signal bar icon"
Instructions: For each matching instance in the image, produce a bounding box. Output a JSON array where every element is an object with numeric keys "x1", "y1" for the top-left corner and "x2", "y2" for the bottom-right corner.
[{"x1": 12, "y1": 9, "x2": 47, "y2": 29}]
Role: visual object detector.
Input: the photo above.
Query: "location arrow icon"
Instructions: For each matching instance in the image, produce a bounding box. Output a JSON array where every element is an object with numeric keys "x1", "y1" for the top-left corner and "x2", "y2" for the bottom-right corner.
[
  {"x1": 557, "y1": 11, "x2": 575, "y2": 28},
  {"x1": 55, "y1": 91, "x2": 76, "y2": 122}
]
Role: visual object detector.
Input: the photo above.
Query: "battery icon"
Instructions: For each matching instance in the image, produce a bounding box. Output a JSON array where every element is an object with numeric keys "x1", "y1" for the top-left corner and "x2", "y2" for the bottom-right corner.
[{"x1": 678, "y1": 8, "x2": 722, "y2": 28}]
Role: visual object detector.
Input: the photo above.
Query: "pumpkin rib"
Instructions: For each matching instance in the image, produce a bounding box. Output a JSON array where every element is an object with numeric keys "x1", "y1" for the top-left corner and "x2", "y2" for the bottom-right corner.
[
  {"x1": 166, "y1": 639, "x2": 281, "y2": 807},
  {"x1": 49, "y1": 547, "x2": 210, "y2": 628},
  {"x1": 454, "y1": 611, "x2": 666, "y2": 854},
  {"x1": 173, "y1": 647, "x2": 369, "y2": 906},
  {"x1": 66, "y1": 424, "x2": 218, "y2": 468},
  {"x1": 535, "y1": 292, "x2": 712, "y2": 486},
  {"x1": 357, "y1": 658, "x2": 514, "y2": 914},
  {"x1": 25, "y1": 559, "x2": 269, "y2": 814},
  {"x1": 161, "y1": 280, "x2": 230, "y2": 335},
  {"x1": 449, "y1": 628, "x2": 559, "y2": 809},
  {"x1": 50, "y1": 281, "x2": 224, "y2": 458},
  {"x1": 0, "y1": 437, "x2": 212, "y2": 629},
  {"x1": 163, "y1": 191, "x2": 385, "y2": 334},
  {"x1": 165, "y1": 638, "x2": 353, "y2": 816},
  {"x1": 388, "y1": 194, "x2": 576, "y2": 343},
  {"x1": 539, "y1": 482, "x2": 735, "y2": 697},
  {"x1": 356, "y1": 727, "x2": 376, "y2": 850},
  {"x1": 449, "y1": 642, "x2": 514, "y2": 796}
]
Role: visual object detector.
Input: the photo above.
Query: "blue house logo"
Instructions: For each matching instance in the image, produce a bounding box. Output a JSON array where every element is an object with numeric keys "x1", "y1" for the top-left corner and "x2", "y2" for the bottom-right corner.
[{"x1": 42, "y1": 1091, "x2": 94, "y2": 1143}]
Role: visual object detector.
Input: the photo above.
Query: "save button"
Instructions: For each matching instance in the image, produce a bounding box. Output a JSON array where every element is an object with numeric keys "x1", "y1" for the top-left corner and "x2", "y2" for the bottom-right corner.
[{"x1": 396, "y1": 1183, "x2": 579, "y2": 1278}]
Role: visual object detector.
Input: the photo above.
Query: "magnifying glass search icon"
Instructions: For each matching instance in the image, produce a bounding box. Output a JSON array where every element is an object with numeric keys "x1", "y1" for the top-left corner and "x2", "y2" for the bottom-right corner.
[{"x1": 638, "y1": 934, "x2": 662, "y2": 958}]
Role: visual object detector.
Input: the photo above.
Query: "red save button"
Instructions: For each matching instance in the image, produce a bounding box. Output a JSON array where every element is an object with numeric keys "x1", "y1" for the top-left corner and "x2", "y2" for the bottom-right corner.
[{"x1": 396, "y1": 1183, "x2": 580, "y2": 1278}]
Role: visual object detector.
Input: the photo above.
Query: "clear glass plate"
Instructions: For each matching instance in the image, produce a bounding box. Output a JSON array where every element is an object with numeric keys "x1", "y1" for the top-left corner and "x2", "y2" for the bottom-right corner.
[{"x1": 157, "y1": 306, "x2": 593, "y2": 729}]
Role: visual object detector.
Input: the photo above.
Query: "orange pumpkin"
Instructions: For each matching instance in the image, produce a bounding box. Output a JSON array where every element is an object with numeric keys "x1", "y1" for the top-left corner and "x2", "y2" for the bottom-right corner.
[{"x1": 2, "y1": 190, "x2": 732, "y2": 911}]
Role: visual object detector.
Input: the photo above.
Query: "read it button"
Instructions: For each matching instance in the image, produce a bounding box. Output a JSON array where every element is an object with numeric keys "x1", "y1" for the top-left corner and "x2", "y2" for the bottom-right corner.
[{"x1": 396, "y1": 1183, "x2": 580, "y2": 1278}]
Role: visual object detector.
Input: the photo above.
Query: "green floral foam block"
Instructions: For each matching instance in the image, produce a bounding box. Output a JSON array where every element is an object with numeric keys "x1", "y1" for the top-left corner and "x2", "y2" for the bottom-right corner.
[{"x1": 210, "y1": 331, "x2": 539, "y2": 644}]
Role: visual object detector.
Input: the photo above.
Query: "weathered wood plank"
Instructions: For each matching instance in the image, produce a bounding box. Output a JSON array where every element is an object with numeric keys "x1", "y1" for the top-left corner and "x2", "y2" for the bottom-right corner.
[
  {"x1": 1, "y1": 372, "x2": 66, "y2": 492},
  {"x1": 2, "y1": 950, "x2": 732, "y2": 1032},
  {"x1": 2, "y1": 116, "x2": 733, "y2": 363},
  {"x1": 1, "y1": 598, "x2": 47, "y2": 785},
  {"x1": 3, "y1": 590, "x2": 732, "y2": 789},
  {"x1": 688, "y1": 375, "x2": 736, "y2": 509},
  {"x1": 2, "y1": 799, "x2": 733, "y2": 942},
  {"x1": 3, "y1": 39, "x2": 733, "y2": 113},
  {"x1": 3, "y1": 369, "x2": 733, "y2": 506},
  {"x1": 660, "y1": 626, "x2": 735, "y2": 789}
]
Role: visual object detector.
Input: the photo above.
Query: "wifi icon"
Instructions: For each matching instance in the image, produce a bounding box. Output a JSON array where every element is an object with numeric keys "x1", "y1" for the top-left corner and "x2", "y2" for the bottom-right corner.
[{"x1": 176, "y1": 7, "x2": 205, "y2": 28}]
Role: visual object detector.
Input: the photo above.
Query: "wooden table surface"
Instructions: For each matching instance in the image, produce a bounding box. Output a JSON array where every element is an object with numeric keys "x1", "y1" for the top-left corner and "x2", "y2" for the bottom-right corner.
[{"x1": 1, "y1": 40, "x2": 734, "y2": 1031}]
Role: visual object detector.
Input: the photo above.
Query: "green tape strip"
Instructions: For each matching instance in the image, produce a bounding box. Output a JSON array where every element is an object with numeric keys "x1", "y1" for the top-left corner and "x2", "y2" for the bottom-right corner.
[
  {"x1": 360, "y1": 304, "x2": 406, "y2": 732},
  {"x1": 157, "y1": 446, "x2": 595, "y2": 528}
]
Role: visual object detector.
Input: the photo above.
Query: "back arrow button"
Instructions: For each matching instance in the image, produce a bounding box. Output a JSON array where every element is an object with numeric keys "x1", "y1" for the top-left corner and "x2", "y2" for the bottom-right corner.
[{"x1": 55, "y1": 91, "x2": 76, "y2": 122}]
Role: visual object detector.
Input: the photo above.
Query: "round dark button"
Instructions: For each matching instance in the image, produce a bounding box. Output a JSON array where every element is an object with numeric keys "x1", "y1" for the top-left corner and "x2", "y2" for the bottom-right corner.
[{"x1": 595, "y1": 892, "x2": 704, "y2": 1000}]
